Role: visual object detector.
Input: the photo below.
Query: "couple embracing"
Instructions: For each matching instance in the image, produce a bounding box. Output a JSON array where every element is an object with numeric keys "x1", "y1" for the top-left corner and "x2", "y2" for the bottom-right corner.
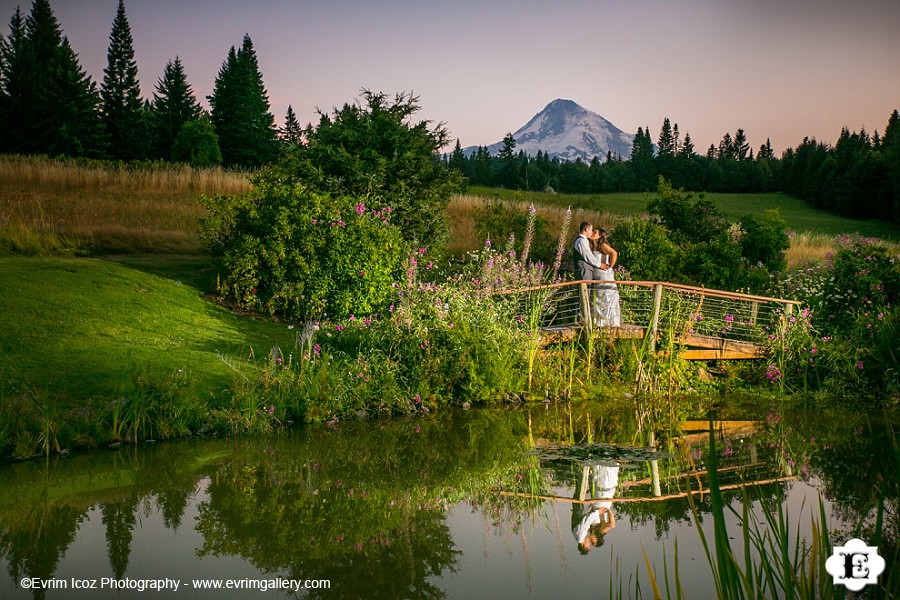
[{"x1": 573, "y1": 222, "x2": 621, "y2": 327}]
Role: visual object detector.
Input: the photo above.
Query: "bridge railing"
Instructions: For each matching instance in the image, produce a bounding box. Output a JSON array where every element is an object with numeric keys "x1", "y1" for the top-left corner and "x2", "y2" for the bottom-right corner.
[{"x1": 497, "y1": 280, "x2": 802, "y2": 347}]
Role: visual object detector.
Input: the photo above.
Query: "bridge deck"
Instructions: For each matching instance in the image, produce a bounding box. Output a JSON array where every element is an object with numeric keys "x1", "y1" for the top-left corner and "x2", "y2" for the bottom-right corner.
[{"x1": 500, "y1": 280, "x2": 800, "y2": 360}]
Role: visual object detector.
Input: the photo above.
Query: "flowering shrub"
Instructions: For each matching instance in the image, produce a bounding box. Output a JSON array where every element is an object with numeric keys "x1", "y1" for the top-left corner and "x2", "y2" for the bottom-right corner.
[
  {"x1": 200, "y1": 169, "x2": 407, "y2": 319},
  {"x1": 767, "y1": 235, "x2": 899, "y2": 398}
]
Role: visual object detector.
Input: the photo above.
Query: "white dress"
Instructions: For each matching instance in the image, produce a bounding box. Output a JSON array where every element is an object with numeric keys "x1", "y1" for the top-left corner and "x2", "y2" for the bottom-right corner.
[
  {"x1": 572, "y1": 463, "x2": 620, "y2": 543},
  {"x1": 592, "y1": 251, "x2": 621, "y2": 327}
]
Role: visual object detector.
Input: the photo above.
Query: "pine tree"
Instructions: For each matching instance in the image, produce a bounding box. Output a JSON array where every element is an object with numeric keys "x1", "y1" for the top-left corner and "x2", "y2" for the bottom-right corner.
[
  {"x1": 149, "y1": 56, "x2": 200, "y2": 160},
  {"x1": 629, "y1": 126, "x2": 655, "y2": 190},
  {"x1": 8, "y1": 0, "x2": 105, "y2": 156},
  {"x1": 101, "y1": 0, "x2": 146, "y2": 160},
  {"x1": 19, "y1": 0, "x2": 63, "y2": 154},
  {"x1": 657, "y1": 117, "x2": 675, "y2": 157},
  {"x1": 0, "y1": 7, "x2": 28, "y2": 152},
  {"x1": 279, "y1": 104, "x2": 302, "y2": 146},
  {"x1": 718, "y1": 132, "x2": 735, "y2": 160},
  {"x1": 447, "y1": 138, "x2": 466, "y2": 174},
  {"x1": 734, "y1": 128, "x2": 750, "y2": 160},
  {"x1": 49, "y1": 37, "x2": 107, "y2": 157},
  {"x1": 679, "y1": 133, "x2": 695, "y2": 158},
  {"x1": 883, "y1": 109, "x2": 900, "y2": 222},
  {"x1": 208, "y1": 34, "x2": 279, "y2": 167},
  {"x1": 758, "y1": 138, "x2": 774, "y2": 160}
]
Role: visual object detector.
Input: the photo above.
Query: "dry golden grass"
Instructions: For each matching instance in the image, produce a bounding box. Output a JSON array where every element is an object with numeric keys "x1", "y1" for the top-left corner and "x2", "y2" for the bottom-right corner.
[
  {"x1": 446, "y1": 193, "x2": 622, "y2": 255},
  {"x1": 783, "y1": 232, "x2": 834, "y2": 268},
  {"x1": 0, "y1": 155, "x2": 251, "y2": 254}
]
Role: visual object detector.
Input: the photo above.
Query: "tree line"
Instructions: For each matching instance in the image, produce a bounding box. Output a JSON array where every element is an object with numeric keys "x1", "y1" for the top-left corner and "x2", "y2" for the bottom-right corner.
[
  {"x1": 2, "y1": 0, "x2": 898, "y2": 225},
  {"x1": 447, "y1": 111, "x2": 900, "y2": 224},
  {"x1": 0, "y1": 0, "x2": 286, "y2": 167}
]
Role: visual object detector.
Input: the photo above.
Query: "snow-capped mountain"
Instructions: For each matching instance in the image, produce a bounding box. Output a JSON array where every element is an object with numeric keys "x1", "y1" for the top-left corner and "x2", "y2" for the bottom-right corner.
[{"x1": 466, "y1": 99, "x2": 635, "y2": 163}]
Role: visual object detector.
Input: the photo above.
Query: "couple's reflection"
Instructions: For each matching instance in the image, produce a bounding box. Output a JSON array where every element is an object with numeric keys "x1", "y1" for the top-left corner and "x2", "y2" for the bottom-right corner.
[{"x1": 571, "y1": 460, "x2": 620, "y2": 554}]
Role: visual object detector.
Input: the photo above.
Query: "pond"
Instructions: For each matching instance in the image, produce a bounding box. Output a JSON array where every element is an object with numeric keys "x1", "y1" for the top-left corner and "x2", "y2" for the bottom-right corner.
[{"x1": 1, "y1": 400, "x2": 896, "y2": 599}]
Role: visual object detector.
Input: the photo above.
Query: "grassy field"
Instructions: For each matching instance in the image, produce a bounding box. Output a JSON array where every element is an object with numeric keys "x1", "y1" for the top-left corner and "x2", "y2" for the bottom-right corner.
[
  {"x1": 0, "y1": 155, "x2": 250, "y2": 255},
  {"x1": 457, "y1": 186, "x2": 900, "y2": 267},
  {"x1": 0, "y1": 254, "x2": 295, "y2": 405},
  {"x1": 466, "y1": 185, "x2": 900, "y2": 239},
  {"x1": 3, "y1": 155, "x2": 898, "y2": 265}
]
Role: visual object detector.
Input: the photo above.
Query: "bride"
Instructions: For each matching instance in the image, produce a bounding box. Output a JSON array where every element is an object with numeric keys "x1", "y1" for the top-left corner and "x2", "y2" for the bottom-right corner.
[{"x1": 591, "y1": 228, "x2": 621, "y2": 327}]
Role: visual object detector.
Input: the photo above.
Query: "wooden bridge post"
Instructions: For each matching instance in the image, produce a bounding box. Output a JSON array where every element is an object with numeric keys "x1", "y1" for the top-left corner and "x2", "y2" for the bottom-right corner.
[
  {"x1": 578, "y1": 282, "x2": 593, "y2": 332},
  {"x1": 648, "y1": 284, "x2": 663, "y2": 352}
]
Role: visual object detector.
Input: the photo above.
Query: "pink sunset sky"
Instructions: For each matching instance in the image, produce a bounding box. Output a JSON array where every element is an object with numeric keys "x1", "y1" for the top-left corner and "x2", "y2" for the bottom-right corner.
[{"x1": 2, "y1": 0, "x2": 899, "y2": 155}]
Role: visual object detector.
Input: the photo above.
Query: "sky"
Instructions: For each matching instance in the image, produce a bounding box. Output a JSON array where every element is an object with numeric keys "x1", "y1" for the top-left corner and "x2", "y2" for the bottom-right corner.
[{"x1": 1, "y1": 0, "x2": 899, "y2": 155}]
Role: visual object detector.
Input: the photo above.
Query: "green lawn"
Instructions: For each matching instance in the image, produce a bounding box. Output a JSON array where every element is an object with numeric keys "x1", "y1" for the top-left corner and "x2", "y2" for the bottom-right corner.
[
  {"x1": 0, "y1": 255, "x2": 296, "y2": 405},
  {"x1": 468, "y1": 186, "x2": 900, "y2": 241}
]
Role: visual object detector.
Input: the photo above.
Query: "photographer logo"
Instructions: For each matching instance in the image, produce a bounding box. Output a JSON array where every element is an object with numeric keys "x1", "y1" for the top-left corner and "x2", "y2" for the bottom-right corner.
[{"x1": 825, "y1": 538, "x2": 885, "y2": 591}]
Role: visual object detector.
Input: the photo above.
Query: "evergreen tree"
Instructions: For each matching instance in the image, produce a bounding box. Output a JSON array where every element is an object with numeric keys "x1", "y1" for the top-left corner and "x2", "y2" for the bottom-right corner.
[
  {"x1": 734, "y1": 128, "x2": 750, "y2": 160},
  {"x1": 883, "y1": 110, "x2": 900, "y2": 222},
  {"x1": 8, "y1": 0, "x2": 106, "y2": 156},
  {"x1": 679, "y1": 132, "x2": 695, "y2": 157},
  {"x1": 208, "y1": 34, "x2": 279, "y2": 167},
  {"x1": 279, "y1": 104, "x2": 303, "y2": 147},
  {"x1": 0, "y1": 7, "x2": 28, "y2": 152},
  {"x1": 447, "y1": 138, "x2": 467, "y2": 175},
  {"x1": 496, "y1": 132, "x2": 521, "y2": 188},
  {"x1": 49, "y1": 37, "x2": 107, "y2": 157},
  {"x1": 629, "y1": 126, "x2": 655, "y2": 190},
  {"x1": 498, "y1": 132, "x2": 516, "y2": 159},
  {"x1": 718, "y1": 132, "x2": 735, "y2": 160},
  {"x1": 149, "y1": 56, "x2": 200, "y2": 160},
  {"x1": 657, "y1": 117, "x2": 675, "y2": 157},
  {"x1": 17, "y1": 0, "x2": 62, "y2": 154},
  {"x1": 757, "y1": 138, "x2": 774, "y2": 160},
  {"x1": 473, "y1": 145, "x2": 493, "y2": 186},
  {"x1": 101, "y1": 0, "x2": 146, "y2": 160}
]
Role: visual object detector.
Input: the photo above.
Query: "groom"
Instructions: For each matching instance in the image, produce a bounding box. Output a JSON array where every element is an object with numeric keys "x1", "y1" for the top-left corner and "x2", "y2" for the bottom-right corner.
[
  {"x1": 573, "y1": 222, "x2": 605, "y2": 325},
  {"x1": 573, "y1": 221, "x2": 604, "y2": 281}
]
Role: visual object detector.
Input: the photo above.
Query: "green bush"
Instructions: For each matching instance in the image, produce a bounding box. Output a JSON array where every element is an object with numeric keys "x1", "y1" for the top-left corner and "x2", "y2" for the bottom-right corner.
[
  {"x1": 199, "y1": 169, "x2": 408, "y2": 320},
  {"x1": 677, "y1": 231, "x2": 743, "y2": 290},
  {"x1": 739, "y1": 209, "x2": 790, "y2": 272},
  {"x1": 172, "y1": 117, "x2": 222, "y2": 167},
  {"x1": 647, "y1": 176, "x2": 728, "y2": 244},
  {"x1": 284, "y1": 90, "x2": 462, "y2": 250},
  {"x1": 611, "y1": 217, "x2": 678, "y2": 281}
]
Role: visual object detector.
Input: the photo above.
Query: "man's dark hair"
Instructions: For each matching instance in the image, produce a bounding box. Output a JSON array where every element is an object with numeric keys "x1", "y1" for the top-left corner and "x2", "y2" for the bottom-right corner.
[{"x1": 579, "y1": 221, "x2": 592, "y2": 233}]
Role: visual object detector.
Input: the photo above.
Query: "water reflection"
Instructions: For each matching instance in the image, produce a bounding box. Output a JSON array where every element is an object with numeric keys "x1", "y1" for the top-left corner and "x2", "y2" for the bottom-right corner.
[
  {"x1": 571, "y1": 462, "x2": 620, "y2": 554},
  {"x1": 1, "y1": 403, "x2": 897, "y2": 598}
]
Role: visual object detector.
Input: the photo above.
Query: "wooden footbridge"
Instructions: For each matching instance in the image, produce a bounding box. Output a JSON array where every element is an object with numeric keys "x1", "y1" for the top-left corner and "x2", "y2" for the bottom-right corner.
[{"x1": 498, "y1": 280, "x2": 801, "y2": 360}]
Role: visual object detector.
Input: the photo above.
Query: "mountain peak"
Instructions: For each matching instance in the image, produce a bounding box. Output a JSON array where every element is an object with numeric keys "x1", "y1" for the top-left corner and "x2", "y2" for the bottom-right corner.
[{"x1": 466, "y1": 99, "x2": 634, "y2": 163}]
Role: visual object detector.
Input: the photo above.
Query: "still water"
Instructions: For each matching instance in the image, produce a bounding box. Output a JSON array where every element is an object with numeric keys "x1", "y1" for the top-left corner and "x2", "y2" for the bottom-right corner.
[{"x1": 1, "y1": 401, "x2": 895, "y2": 599}]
